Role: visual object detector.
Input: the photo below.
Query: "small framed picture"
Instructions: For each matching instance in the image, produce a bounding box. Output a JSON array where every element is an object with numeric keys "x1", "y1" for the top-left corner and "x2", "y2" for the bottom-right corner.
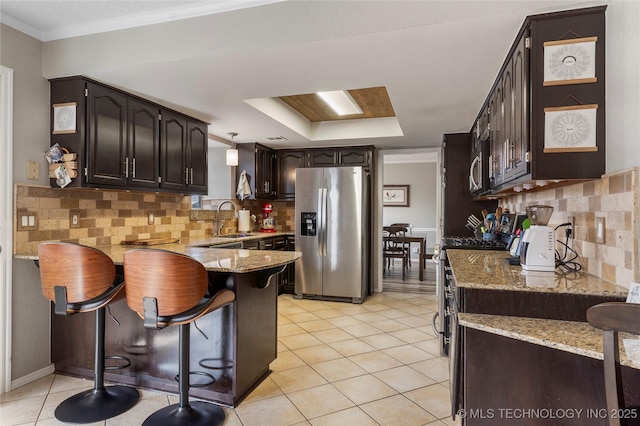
[
  {"x1": 543, "y1": 104, "x2": 598, "y2": 153},
  {"x1": 52, "y1": 102, "x2": 77, "y2": 134},
  {"x1": 383, "y1": 185, "x2": 410, "y2": 207},
  {"x1": 543, "y1": 37, "x2": 597, "y2": 86}
]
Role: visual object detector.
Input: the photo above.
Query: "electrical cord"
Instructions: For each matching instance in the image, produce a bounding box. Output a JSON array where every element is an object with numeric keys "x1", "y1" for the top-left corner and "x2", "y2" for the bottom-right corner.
[{"x1": 554, "y1": 223, "x2": 583, "y2": 273}]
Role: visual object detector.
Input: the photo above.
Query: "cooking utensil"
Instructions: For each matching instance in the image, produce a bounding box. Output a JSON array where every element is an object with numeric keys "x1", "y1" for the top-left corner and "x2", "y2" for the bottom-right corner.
[{"x1": 495, "y1": 207, "x2": 502, "y2": 225}]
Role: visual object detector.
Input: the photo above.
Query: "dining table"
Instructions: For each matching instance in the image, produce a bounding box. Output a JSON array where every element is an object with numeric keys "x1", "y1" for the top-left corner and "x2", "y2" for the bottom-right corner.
[{"x1": 383, "y1": 226, "x2": 428, "y2": 281}]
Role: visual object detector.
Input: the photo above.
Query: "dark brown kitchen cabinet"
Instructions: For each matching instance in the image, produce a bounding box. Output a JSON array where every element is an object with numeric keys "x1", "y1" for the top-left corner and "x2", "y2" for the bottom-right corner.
[
  {"x1": 276, "y1": 150, "x2": 305, "y2": 200},
  {"x1": 306, "y1": 149, "x2": 339, "y2": 167},
  {"x1": 127, "y1": 99, "x2": 160, "y2": 189},
  {"x1": 443, "y1": 133, "x2": 497, "y2": 236},
  {"x1": 339, "y1": 148, "x2": 371, "y2": 167},
  {"x1": 86, "y1": 83, "x2": 128, "y2": 187},
  {"x1": 478, "y1": 6, "x2": 606, "y2": 195},
  {"x1": 306, "y1": 146, "x2": 372, "y2": 168},
  {"x1": 237, "y1": 143, "x2": 276, "y2": 199},
  {"x1": 159, "y1": 110, "x2": 208, "y2": 194},
  {"x1": 49, "y1": 76, "x2": 207, "y2": 194},
  {"x1": 488, "y1": 83, "x2": 504, "y2": 187}
]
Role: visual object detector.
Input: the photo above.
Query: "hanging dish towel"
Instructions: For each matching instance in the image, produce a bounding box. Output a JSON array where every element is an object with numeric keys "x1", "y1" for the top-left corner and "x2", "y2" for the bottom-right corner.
[{"x1": 236, "y1": 170, "x2": 252, "y2": 200}]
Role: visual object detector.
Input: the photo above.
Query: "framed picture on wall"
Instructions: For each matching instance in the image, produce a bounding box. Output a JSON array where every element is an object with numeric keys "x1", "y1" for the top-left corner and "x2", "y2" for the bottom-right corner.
[
  {"x1": 543, "y1": 36, "x2": 597, "y2": 86},
  {"x1": 543, "y1": 104, "x2": 598, "y2": 153},
  {"x1": 52, "y1": 102, "x2": 77, "y2": 134},
  {"x1": 383, "y1": 185, "x2": 410, "y2": 207}
]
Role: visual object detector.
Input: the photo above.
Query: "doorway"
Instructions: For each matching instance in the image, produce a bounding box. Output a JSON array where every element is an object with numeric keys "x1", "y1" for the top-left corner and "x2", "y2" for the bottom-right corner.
[
  {"x1": 0, "y1": 65, "x2": 14, "y2": 393},
  {"x1": 378, "y1": 148, "x2": 441, "y2": 293}
]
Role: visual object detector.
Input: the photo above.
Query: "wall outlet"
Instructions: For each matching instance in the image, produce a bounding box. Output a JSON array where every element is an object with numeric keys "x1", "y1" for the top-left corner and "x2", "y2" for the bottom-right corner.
[
  {"x1": 26, "y1": 161, "x2": 40, "y2": 180},
  {"x1": 148, "y1": 212, "x2": 155, "y2": 225},
  {"x1": 70, "y1": 210, "x2": 80, "y2": 228},
  {"x1": 596, "y1": 217, "x2": 605, "y2": 243}
]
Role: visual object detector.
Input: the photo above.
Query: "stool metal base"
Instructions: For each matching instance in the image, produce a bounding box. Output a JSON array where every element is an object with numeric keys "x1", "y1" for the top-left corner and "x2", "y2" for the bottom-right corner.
[
  {"x1": 55, "y1": 385, "x2": 140, "y2": 423},
  {"x1": 142, "y1": 401, "x2": 225, "y2": 426}
]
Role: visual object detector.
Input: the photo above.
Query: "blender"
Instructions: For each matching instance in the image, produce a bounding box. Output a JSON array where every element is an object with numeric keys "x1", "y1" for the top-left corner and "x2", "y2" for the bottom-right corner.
[
  {"x1": 259, "y1": 202, "x2": 276, "y2": 233},
  {"x1": 520, "y1": 205, "x2": 555, "y2": 272}
]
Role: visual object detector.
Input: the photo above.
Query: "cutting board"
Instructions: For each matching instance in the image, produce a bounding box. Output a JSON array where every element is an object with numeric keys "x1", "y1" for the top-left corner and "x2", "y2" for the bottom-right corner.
[{"x1": 120, "y1": 237, "x2": 179, "y2": 246}]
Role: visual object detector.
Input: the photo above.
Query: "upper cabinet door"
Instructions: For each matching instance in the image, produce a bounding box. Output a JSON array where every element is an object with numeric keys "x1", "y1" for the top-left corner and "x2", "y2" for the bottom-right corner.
[
  {"x1": 128, "y1": 99, "x2": 159, "y2": 189},
  {"x1": 339, "y1": 148, "x2": 371, "y2": 167},
  {"x1": 87, "y1": 83, "x2": 127, "y2": 186},
  {"x1": 508, "y1": 33, "x2": 529, "y2": 181},
  {"x1": 187, "y1": 121, "x2": 208, "y2": 194},
  {"x1": 307, "y1": 150, "x2": 339, "y2": 167},
  {"x1": 160, "y1": 110, "x2": 187, "y2": 192},
  {"x1": 276, "y1": 150, "x2": 305, "y2": 199}
]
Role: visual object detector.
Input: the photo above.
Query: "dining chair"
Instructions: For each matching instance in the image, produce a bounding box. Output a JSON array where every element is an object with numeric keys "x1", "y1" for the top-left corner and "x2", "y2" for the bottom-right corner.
[
  {"x1": 383, "y1": 226, "x2": 409, "y2": 280},
  {"x1": 586, "y1": 302, "x2": 640, "y2": 426},
  {"x1": 390, "y1": 223, "x2": 412, "y2": 267}
]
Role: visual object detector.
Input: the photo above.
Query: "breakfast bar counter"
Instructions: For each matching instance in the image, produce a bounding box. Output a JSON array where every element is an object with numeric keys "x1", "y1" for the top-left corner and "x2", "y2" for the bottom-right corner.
[
  {"x1": 445, "y1": 249, "x2": 640, "y2": 425},
  {"x1": 17, "y1": 240, "x2": 301, "y2": 408}
]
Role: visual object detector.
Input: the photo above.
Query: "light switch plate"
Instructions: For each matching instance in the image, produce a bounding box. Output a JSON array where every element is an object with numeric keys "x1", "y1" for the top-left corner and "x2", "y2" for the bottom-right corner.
[
  {"x1": 17, "y1": 212, "x2": 37, "y2": 230},
  {"x1": 148, "y1": 212, "x2": 154, "y2": 225}
]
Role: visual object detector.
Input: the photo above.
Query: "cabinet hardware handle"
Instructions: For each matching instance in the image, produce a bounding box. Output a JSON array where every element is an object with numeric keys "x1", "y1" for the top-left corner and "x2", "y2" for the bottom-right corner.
[
  {"x1": 190, "y1": 168, "x2": 193, "y2": 185},
  {"x1": 185, "y1": 168, "x2": 189, "y2": 184},
  {"x1": 132, "y1": 158, "x2": 136, "y2": 178},
  {"x1": 125, "y1": 157, "x2": 129, "y2": 179}
]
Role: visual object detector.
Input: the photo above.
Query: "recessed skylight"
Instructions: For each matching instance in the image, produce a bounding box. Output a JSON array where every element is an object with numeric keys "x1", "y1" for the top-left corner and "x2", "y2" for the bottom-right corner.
[{"x1": 316, "y1": 90, "x2": 363, "y2": 116}]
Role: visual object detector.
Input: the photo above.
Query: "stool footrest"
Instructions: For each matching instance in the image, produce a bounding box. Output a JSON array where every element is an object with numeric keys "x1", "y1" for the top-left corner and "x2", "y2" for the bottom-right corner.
[
  {"x1": 105, "y1": 355, "x2": 132, "y2": 370},
  {"x1": 174, "y1": 370, "x2": 216, "y2": 388}
]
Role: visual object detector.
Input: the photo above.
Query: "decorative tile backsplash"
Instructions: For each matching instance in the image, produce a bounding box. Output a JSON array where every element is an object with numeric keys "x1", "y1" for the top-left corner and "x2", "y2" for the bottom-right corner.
[
  {"x1": 13, "y1": 186, "x2": 296, "y2": 256},
  {"x1": 502, "y1": 168, "x2": 638, "y2": 287}
]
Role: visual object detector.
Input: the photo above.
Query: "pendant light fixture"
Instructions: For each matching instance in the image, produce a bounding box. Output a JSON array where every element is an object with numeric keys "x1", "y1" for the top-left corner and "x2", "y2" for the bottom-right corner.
[{"x1": 226, "y1": 132, "x2": 238, "y2": 166}]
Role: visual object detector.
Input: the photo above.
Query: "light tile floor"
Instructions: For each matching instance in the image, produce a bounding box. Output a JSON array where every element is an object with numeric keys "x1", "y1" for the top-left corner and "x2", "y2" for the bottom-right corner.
[{"x1": 0, "y1": 292, "x2": 462, "y2": 425}]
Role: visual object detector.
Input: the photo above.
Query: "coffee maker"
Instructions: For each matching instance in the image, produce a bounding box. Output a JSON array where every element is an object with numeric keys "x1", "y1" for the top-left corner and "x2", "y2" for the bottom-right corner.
[
  {"x1": 520, "y1": 205, "x2": 555, "y2": 272},
  {"x1": 259, "y1": 202, "x2": 276, "y2": 233}
]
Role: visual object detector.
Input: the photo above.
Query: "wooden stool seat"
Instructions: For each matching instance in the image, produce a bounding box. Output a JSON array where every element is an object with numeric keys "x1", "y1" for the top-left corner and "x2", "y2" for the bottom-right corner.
[
  {"x1": 587, "y1": 302, "x2": 640, "y2": 426},
  {"x1": 38, "y1": 242, "x2": 140, "y2": 423},
  {"x1": 124, "y1": 249, "x2": 235, "y2": 426}
]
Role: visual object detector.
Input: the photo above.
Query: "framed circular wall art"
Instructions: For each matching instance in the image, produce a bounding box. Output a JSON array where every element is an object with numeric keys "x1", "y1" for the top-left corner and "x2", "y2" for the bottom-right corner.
[
  {"x1": 543, "y1": 36, "x2": 597, "y2": 86},
  {"x1": 52, "y1": 102, "x2": 77, "y2": 134},
  {"x1": 543, "y1": 104, "x2": 598, "y2": 153}
]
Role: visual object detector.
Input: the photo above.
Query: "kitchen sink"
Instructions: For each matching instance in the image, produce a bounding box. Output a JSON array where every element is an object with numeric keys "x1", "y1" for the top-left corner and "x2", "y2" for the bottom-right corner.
[{"x1": 216, "y1": 233, "x2": 252, "y2": 238}]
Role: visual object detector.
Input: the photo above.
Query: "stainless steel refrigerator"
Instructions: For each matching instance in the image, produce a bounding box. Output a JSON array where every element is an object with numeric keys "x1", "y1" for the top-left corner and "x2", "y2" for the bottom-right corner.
[{"x1": 295, "y1": 166, "x2": 370, "y2": 304}]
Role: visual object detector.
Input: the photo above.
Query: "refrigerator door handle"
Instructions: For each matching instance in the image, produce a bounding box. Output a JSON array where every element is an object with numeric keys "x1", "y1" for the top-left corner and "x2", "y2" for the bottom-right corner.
[
  {"x1": 321, "y1": 187, "x2": 328, "y2": 256},
  {"x1": 317, "y1": 187, "x2": 324, "y2": 257}
]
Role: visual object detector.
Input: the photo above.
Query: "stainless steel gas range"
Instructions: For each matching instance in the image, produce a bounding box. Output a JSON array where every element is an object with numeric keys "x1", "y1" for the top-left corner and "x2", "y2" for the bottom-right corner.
[
  {"x1": 432, "y1": 237, "x2": 508, "y2": 420},
  {"x1": 432, "y1": 237, "x2": 508, "y2": 357}
]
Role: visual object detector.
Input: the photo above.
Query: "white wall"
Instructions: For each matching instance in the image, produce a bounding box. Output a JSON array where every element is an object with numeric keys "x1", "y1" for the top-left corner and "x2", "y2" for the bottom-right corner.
[
  {"x1": 383, "y1": 162, "x2": 437, "y2": 231},
  {"x1": 605, "y1": 0, "x2": 640, "y2": 172},
  {"x1": 0, "y1": 23, "x2": 53, "y2": 382},
  {"x1": 206, "y1": 147, "x2": 233, "y2": 200}
]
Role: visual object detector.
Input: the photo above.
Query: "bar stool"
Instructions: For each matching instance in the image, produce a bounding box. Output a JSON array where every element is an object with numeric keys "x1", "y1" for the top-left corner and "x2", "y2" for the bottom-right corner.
[
  {"x1": 38, "y1": 242, "x2": 140, "y2": 423},
  {"x1": 587, "y1": 302, "x2": 640, "y2": 426},
  {"x1": 123, "y1": 249, "x2": 235, "y2": 426}
]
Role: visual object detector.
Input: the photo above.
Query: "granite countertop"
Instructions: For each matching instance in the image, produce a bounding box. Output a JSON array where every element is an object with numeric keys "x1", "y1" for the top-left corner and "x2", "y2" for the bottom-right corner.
[
  {"x1": 189, "y1": 232, "x2": 293, "y2": 247},
  {"x1": 15, "y1": 235, "x2": 300, "y2": 274},
  {"x1": 447, "y1": 249, "x2": 628, "y2": 297},
  {"x1": 459, "y1": 312, "x2": 640, "y2": 370}
]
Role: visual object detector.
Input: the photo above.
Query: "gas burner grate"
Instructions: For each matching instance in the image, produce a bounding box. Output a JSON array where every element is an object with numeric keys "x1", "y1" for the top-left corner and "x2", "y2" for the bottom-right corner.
[{"x1": 441, "y1": 236, "x2": 508, "y2": 250}]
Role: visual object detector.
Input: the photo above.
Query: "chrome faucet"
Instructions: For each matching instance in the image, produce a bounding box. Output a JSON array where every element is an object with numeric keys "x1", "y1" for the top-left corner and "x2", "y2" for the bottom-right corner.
[{"x1": 216, "y1": 200, "x2": 238, "y2": 236}]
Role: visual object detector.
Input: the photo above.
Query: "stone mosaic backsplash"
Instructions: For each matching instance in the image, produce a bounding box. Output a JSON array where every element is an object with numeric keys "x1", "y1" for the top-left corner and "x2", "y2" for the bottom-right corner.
[
  {"x1": 13, "y1": 185, "x2": 296, "y2": 255},
  {"x1": 502, "y1": 168, "x2": 638, "y2": 287}
]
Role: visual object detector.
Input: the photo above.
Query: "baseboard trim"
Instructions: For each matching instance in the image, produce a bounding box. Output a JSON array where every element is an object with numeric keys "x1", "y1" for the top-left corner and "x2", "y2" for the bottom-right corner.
[{"x1": 11, "y1": 364, "x2": 55, "y2": 390}]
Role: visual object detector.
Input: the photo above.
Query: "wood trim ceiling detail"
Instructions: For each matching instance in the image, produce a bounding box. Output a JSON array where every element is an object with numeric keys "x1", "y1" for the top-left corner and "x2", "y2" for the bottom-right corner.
[{"x1": 278, "y1": 86, "x2": 395, "y2": 122}]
